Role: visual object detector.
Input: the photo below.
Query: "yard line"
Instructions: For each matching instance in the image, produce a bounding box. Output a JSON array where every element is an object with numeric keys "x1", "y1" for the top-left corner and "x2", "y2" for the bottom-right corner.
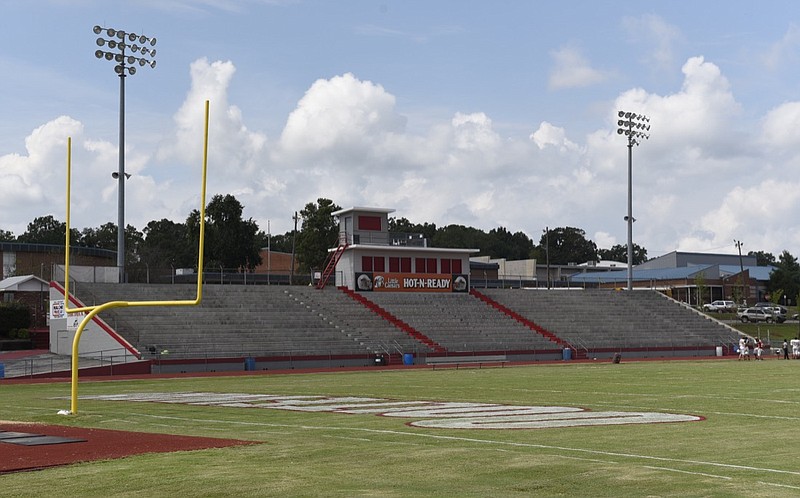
[
  {"x1": 757, "y1": 481, "x2": 800, "y2": 490},
  {"x1": 643, "y1": 466, "x2": 732, "y2": 480},
  {"x1": 132, "y1": 412, "x2": 800, "y2": 477}
]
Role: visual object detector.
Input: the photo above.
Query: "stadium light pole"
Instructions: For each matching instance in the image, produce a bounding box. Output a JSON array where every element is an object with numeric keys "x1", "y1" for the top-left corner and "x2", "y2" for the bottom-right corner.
[
  {"x1": 93, "y1": 25, "x2": 157, "y2": 282},
  {"x1": 616, "y1": 110, "x2": 650, "y2": 291}
]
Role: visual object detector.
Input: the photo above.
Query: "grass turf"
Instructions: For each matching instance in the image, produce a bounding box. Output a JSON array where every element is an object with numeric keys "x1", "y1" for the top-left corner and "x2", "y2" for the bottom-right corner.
[{"x1": 1, "y1": 359, "x2": 799, "y2": 496}]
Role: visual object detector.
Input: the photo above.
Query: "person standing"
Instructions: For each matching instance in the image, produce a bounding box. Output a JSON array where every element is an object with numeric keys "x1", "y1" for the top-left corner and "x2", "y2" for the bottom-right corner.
[
  {"x1": 739, "y1": 337, "x2": 747, "y2": 361},
  {"x1": 784, "y1": 339, "x2": 790, "y2": 360}
]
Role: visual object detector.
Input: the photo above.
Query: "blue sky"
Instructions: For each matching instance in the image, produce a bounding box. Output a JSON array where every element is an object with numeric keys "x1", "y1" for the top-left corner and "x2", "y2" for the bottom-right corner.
[{"x1": 3, "y1": 0, "x2": 800, "y2": 260}]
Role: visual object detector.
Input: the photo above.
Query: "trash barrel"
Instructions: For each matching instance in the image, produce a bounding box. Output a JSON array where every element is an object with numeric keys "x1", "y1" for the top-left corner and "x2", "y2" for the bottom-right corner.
[
  {"x1": 244, "y1": 357, "x2": 256, "y2": 371},
  {"x1": 562, "y1": 348, "x2": 572, "y2": 361},
  {"x1": 0, "y1": 363, "x2": 4, "y2": 378},
  {"x1": 715, "y1": 346, "x2": 723, "y2": 357},
  {"x1": 403, "y1": 353, "x2": 414, "y2": 365}
]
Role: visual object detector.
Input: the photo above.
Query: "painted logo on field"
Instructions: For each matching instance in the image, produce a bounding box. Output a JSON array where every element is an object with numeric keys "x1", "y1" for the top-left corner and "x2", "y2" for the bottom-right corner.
[{"x1": 80, "y1": 392, "x2": 703, "y2": 430}]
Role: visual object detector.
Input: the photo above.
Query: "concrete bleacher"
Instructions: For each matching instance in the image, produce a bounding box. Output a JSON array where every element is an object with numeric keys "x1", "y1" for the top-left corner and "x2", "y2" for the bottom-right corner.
[
  {"x1": 73, "y1": 284, "x2": 395, "y2": 358},
  {"x1": 68, "y1": 284, "x2": 740, "y2": 363},
  {"x1": 364, "y1": 292, "x2": 560, "y2": 353},
  {"x1": 480, "y1": 288, "x2": 740, "y2": 356}
]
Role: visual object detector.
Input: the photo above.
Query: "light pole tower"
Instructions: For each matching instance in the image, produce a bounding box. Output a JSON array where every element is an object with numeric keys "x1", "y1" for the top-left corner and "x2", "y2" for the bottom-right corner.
[
  {"x1": 93, "y1": 25, "x2": 157, "y2": 282},
  {"x1": 616, "y1": 110, "x2": 650, "y2": 291}
]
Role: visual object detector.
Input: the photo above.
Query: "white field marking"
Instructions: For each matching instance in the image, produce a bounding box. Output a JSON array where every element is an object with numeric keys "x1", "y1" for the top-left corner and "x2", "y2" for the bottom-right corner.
[
  {"x1": 410, "y1": 411, "x2": 700, "y2": 430},
  {"x1": 588, "y1": 401, "x2": 800, "y2": 422},
  {"x1": 323, "y1": 435, "x2": 372, "y2": 442},
  {"x1": 757, "y1": 481, "x2": 800, "y2": 490},
  {"x1": 79, "y1": 393, "x2": 699, "y2": 429},
  {"x1": 642, "y1": 466, "x2": 732, "y2": 480},
  {"x1": 129, "y1": 412, "x2": 800, "y2": 478},
  {"x1": 508, "y1": 388, "x2": 800, "y2": 406}
]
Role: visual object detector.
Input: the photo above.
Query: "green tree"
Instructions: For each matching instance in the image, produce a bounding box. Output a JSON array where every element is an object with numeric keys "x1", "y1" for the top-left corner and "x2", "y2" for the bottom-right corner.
[
  {"x1": 484, "y1": 227, "x2": 534, "y2": 260},
  {"x1": 532, "y1": 227, "x2": 597, "y2": 265},
  {"x1": 17, "y1": 215, "x2": 80, "y2": 245},
  {"x1": 262, "y1": 232, "x2": 293, "y2": 253},
  {"x1": 296, "y1": 198, "x2": 341, "y2": 273},
  {"x1": 389, "y1": 217, "x2": 438, "y2": 242},
  {"x1": 0, "y1": 229, "x2": 14, "y2": 241},
  {"x1": 695, "y1": 272, "x2": 708, "y2": 306},
  {"x1": 768, "y1": 250, "x2": 800, "y2": 303},
  {"x1": 196, "y1": 194, "x2": 262, "y2": 271},
  {"x1": 432, "y1": 224, "x2": 486, "y2": 252},
  {"x1": 139, "y1": 219, "x2": 194, "y2": 269},
  {"x1": 748, "y1": 250, "x2": 776, "y2": 266},
  {"x1": 598, "y1": 243, "x2": 648, "y2": 265},
  {"x1": 79, "y1": 222, "x2": 118, "y2": 249}
]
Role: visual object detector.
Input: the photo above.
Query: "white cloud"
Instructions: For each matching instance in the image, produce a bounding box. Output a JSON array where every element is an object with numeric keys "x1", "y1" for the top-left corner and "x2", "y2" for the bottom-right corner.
[
  {"x1": 760, "y1": 101, "x2": 800, "y2": 151},
  {"x1": 8, "y1": 52, "x2": 800, "y2": 261},
  {"x1": 548, "y1": 46, "x2": 609, "y2": 90},
  {"x1": 763, "y1": 23, "x2": 800, "y2": 70},
  {"x1": 0, "y1": 117, "x2": 82, "y2": 230},
  {"x1": 530, "y1": 122, "x2": 580, "y2": 152}
]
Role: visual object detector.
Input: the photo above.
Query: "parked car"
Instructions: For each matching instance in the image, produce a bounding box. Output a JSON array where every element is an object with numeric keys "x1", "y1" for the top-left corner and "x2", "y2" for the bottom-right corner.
[
  {"x1": 753, "y1": 303, "x2": 788, "y2": 323},
  {"x1": 702, "y1": 300, "x2": 737, "y2": 313},
  {"x1": 737, "y1": 307, "x2": 776, "y2": 323}
]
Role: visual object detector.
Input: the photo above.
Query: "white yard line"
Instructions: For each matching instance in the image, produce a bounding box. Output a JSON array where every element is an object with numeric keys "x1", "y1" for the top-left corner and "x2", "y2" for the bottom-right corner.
[
  {"x1": 643, "y1": 466, "x2": 732, "y2": 480},
  {"x1": 131, "y1": 412, "x2": 800, "y2": 478}
]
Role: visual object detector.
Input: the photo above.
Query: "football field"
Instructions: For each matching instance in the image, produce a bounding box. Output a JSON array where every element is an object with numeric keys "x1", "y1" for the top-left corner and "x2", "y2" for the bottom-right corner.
[{"x1": 2, "y1": 358, "x2": 799, "y2": 496}]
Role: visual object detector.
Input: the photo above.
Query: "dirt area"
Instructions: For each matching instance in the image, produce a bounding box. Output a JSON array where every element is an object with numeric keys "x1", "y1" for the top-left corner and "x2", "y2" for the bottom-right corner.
[{"x1": 0, "y1": 421, "x2": 258, "y2": 474}]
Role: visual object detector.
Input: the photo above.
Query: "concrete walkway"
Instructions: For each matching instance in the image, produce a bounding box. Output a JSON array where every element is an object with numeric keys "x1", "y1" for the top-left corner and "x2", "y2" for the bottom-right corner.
[{"x1": 0, "y1": 350, "x2": 122, "y2": 379}]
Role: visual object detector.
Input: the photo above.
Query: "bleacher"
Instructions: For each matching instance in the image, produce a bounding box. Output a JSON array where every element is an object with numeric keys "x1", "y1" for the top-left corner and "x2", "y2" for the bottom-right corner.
[
  {"x1": 364, "y1": 292, "x2": 559, "y2": 353},
  {"x1": 69, "y1": 284, "x2": 739, "y2": 363},
  {"x1": 479, "y1": 288, "x2": 740, "y2": 355},
  {"x1": 74, "y1": 284, "x2": 386, "y2": 358}
]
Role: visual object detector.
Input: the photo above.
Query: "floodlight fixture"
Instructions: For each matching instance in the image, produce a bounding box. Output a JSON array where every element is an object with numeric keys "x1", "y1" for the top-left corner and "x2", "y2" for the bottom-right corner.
[
  {"x1": 92, "y1": 24, "x2": 158, "y2": 282},
  {"x1": 616, "y1": 109, "x2": 651, "y2": 291}
]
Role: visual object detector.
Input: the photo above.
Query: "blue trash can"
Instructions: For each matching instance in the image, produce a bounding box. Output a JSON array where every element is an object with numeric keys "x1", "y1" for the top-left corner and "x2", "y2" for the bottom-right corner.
[
  {"x1": 562, "y1": 348, "x2": 572, "y2": 361},
  {"x1": 0, "y1": 363, "x2": 4, "y2": 378},
  {"x1": 403, "y1": 353, "x2": 414, "y2": 365},
  {"x1": 244, "y1": 357, "x2": 256, "y2": 371}
]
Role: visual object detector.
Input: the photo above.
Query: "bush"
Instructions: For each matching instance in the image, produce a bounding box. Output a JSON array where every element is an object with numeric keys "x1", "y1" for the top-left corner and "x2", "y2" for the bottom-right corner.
[
  {"x1": 16, "y1": 329, "x2": 29, "y2": 340},
  {"x1": 0, "y1": 303, "x2": 30, "y2": 335}
]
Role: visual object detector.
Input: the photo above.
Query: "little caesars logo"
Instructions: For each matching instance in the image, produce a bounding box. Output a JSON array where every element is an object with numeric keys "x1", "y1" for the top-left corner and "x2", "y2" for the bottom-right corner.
[{"x1": 82, "y1": 393, "x2": 702, "y2": 429}]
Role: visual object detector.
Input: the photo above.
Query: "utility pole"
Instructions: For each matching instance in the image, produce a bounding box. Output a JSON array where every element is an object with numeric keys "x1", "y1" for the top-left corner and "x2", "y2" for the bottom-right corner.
[{"x1": 290, "y1": 212, "x2": 299, "y2": 285}]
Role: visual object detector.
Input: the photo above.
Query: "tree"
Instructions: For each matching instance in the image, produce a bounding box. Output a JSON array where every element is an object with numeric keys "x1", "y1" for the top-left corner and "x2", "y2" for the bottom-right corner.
[
  {"x1": 296, "y1": 198, "x2": 341, "y2": 273},
  {"x1": 748, "y1": 250, "x2": 775, "y2": 266},
  {"x1": 139, "y1": 219, "x2": 194, "y2": 269},
  {"x1": 532, "y1": 227, "x2": 597, "y2": 265},
  {"x1": 431, "y1": 224, "x2": 485, "y2": 251},
  {"x1": 598, "y1": 243, "x2": 648, "y2": 265},
  {"x1": 0, "y1": 229, "x2": 14, "y2": 242},
  {"x1": 695, "y1": 272, "x2": 708, "y2": 306},
  {"x1": 198, "y1": 194, "x2": 263, "y2": 271},
  {"x1": 389, "y1": 217, "x2": 438, "y2": 242},
  {"x1": 79, "y1": 222, "x2": 118, "y2": 249},
  {"x1": 484, "y1": 227, "x2": 534, "y2": 261},
  {"x1": 17, "y1": 215, "x2": 80, "y2": 245},
  {"x1": 263, "y1": 232, "x2": 293, "y2": 253},
  {"x1": 768, "y1": 250, "x2": 800, "y2": 303}
]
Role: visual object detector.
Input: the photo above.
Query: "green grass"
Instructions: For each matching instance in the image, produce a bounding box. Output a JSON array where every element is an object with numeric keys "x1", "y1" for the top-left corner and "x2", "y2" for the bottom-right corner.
[{"x1": 3, "y1": 360, "x2": 800, "y2": 496}]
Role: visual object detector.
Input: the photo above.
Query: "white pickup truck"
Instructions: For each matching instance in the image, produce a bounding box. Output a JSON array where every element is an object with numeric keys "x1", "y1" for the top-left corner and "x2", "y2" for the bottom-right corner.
[{"x1": 702, "y1": 300, "x2": 737, "y2": 312}]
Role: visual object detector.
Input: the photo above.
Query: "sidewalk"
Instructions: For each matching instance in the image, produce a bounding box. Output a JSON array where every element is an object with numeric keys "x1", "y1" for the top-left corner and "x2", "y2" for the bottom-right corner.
[{"x1": 0, "y1": 351, "x2": 109, "y2": 379}]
